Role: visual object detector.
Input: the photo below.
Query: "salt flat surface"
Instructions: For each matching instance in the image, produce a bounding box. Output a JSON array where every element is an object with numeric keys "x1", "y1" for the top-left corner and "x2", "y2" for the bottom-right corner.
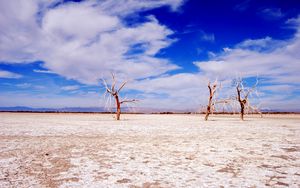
[{"x1": 0, "y1": 113, "x2": 299, "y2": 188}]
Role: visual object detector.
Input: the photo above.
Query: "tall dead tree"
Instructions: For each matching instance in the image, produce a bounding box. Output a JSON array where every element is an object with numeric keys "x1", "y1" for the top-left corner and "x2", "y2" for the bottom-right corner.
[
  {"x1": 205, "y1": 80, "x2": 218, "y2": 121},
  {"x1": 103, "y1": 73, "x2": 137, "y2": 120},
  {"x1": 235, "y1": 78, "x2": 259, "y2": 121}
]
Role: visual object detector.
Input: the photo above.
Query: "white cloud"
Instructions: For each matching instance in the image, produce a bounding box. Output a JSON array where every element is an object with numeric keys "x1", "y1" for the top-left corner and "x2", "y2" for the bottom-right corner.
[
  {"x1": 260, "y1": 84, "x2": 297, "y2": 94},
  {"x1": 0, "y1": 0, "x2": 183, "y2": 84},
  {"x1": 39, "y1": 17, "x2": 178, "y2": 84},
  {"x1": 0, "y1": 0, "x2": 53, "y2": 62},
  {"x1": 16, "y1": 83, "x2": 31, "y2": 88},
  {"x1": 109, "y1": 15, "x2": 300, "y2": 110},
  {"x1": 96, "y1": 0, "x2": 185, "y2": 16},
  {"x1": 191, "y1": 16, "x2": 300, "y2": 110},
  {"x1": 61, "y1": 85, "x2": 80, "y2": 91},
  {"x1": 200, "y1": 32, "x2": 215, "y2": 42},
  {"x1": 286, "y1": 16, "x2": 300, "y2": 29},
  {"x1": 123, "y1": 73, "x2": 210, "y2": 109},
  {"x1": 259, "y1": 8, "x2": 284, "y2": 20},
  {"x1": 0, "y1": 70, "x2": 22, "y2": 78},
  {"x1": 33, "y1": 69, "x2": 55, "y2": 74},
  {"x1": 235, "y1": 37, "x2": 285, "y2": 51},
  {"x1": 33, "y1": 85, "x2": 46, "y2": 90},
  {"x1": 234, "y1": 0, "x2": 251, "y2": 12},
  {"x1": 129, "y1": 73, "x2": 206, "y2": 93},
  {"x1": 259, "y1": 94, "x2": 300, "y2": 111},
  {"x1": 194, "y1": 27, "x2": 300, "y2": 84},
  {"x1": 0, "y1": 92, "x2": 103, "y2": 108},
  {"x1": 1, "y1": 1, "x2": 299, "y2": 111},
  {"x1": 42, "y1": 3, "x2": 120, "y2": 40}
]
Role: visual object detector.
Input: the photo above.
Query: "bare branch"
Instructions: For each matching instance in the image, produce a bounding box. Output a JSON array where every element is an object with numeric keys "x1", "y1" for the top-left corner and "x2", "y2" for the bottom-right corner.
[
  {"x1": 101, "y1": 73, "x2": 138, "y2": 120},
  {"x1": 120, "y1": 99, "x2": 138, "y2": 104},
  {"x1": 208, "y1": 84, "x2": 212, "y2": 94},
  {"x1": 245, "y1": 77, "x2": 259, "y2": 99},
  {"x1": 118, "y1": 81, "x2": 127, "y2": 93},
  {"x1": 102, "y1": 78, "x2": 113, "y2": 94},
  {"x1": 111, "y1": 72, "x2": 116, "y2": 93},
  {"x1": 214, "y1": 99, "x2": 233, "y2": 104},
  {"x1": 102, "y1": 78, "x2": 108, "y2": 89},
  {"x1": 235, "y1": 77, "x2": 261, "y2": 120}
]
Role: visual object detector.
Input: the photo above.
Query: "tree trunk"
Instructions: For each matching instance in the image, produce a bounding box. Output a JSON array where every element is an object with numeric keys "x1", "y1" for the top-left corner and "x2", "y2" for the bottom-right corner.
[
  {"x1": 115, "y1": 95, "x2": 121, "y2": 120},
  {"x1": 237, "y1": 87, "x2": 245, "y2": 121},
  {"x1": 204, "y1": 106, "x2": 210, "y2": 121},
  {"x1": 240, "y1": 102, "x2": 244, "y2": 121},
  {"x1": 205, "y1": 85, "x2": 213, "y2": 121},
  {"x1": 205, "y1": 96, "x2": 212, "y2": 121}
]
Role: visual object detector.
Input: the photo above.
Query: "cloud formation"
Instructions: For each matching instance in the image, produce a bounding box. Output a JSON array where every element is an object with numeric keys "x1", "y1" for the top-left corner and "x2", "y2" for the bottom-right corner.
[
  {"x1": 259, "y1": 8, "x2": 284, "y2": 20},
  {"x1": 0, "y1": 0, "x2": 182, "y2": 84},
  {"x1": 129, "y1": 16, "x2": 300, "y2": 110},
  {"x1": 0, "y1": 1, "x2": 299, "y2": 111},
  {"x1": 194, "y1": 32, "x2": 300, "y2": 84},
  {"x1": 61, "y1": 85, "x2": 80, "y2": 91},
  {"x1": 0, "y1": 70, "x2": 22, "y2": 79}
]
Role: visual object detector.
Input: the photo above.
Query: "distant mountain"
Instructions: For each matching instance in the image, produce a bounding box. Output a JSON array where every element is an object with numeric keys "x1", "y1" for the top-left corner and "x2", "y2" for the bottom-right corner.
[
  {"x1": 0, "y1": 106, "x2": 197, "y2": 113},
  {"x1": 261, "y1": 108, "x2": 300, "y2": 113},
  {"x1": 1, "y1": 106, "x2": 299, "y2": 113},
  {"x1": 0, "y1": 106, "x2": 106, "y2": 112}
]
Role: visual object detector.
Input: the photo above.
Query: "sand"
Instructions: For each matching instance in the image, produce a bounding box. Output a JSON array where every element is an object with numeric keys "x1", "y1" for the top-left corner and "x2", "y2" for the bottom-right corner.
[{"x1": 0, "y1": 113, "x2": 299, "y2": 187}]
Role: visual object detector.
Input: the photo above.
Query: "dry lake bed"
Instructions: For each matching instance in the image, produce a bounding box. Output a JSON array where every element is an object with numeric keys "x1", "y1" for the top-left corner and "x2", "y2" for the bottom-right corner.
[{"x1": 0, "y1": 113, "x2": 299, "y2": 188}]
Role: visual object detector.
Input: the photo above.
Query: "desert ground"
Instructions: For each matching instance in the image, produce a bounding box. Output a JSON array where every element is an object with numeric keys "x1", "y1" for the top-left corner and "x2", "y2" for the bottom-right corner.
[{"x1": 0, "y1": 113, "x2": 299, "y2": 188}]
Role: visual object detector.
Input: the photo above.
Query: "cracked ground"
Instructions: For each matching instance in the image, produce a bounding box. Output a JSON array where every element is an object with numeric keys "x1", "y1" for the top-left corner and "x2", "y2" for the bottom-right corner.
[{"x1": 0, "y1": 113, "x2": 299, "y2": 187}]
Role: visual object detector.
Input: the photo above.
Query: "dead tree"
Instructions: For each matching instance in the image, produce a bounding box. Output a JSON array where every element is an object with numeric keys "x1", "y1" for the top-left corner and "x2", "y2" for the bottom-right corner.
[
  {"x1": 235, "y1": 78, "x2": 259, "y2": 120},
  {"x1": 247, "y1": 103, "x2": 263, "y2": 117},
  {"x1": 205, "y1": 80, "x2": 218, "y2": 121},
  {"x1": 214, "y1": 98, "x2": 234, "y2": 113},
  {"x1": 102, "y1": 73, "x2": 137, "y2": 120}
]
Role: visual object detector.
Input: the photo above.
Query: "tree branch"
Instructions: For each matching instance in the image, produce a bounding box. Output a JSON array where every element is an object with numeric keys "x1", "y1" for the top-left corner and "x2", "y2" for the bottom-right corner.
[
  {"x1": 102, "y1": 78, "x2": 113, "y2": 94},
  {"x1": 118, "y1": 81, "x2": 127, "y2": 93},
  {"x1": 245, "y1": 78, "x2": 258, "y2": 99},
  {"x1": 111, "y1": 72, "x2": 116, "y2": 93},
  {"x1": 120, "y1": 99, "x2": 138, "y2": 104}
]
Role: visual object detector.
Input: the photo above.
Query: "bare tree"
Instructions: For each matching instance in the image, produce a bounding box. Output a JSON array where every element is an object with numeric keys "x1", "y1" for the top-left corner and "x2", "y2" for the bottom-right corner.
[
  {"x1": 205, "y1": 80, "x2": 218, "y2": 121},
  {"x1": 214, "y1": 98, "x2": 234, "y2": 113},
  {"x1": 235, "y1": 78, "x2": 259, "y2": 120},
  {"x1": 103, "y1": 73, "x2": 137, "y2": 120}
]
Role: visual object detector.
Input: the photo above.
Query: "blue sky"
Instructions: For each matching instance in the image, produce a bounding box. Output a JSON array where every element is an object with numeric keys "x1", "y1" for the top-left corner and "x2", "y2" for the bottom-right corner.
[{"x1": 0, "y1": 0, "x2": 300, "y2": 111}]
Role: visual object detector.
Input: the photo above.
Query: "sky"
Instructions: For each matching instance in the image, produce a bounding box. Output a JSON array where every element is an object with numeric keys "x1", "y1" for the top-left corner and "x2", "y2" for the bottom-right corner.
[{"x1": 0, "y1": 0, "x2": 300, "y2": 111}]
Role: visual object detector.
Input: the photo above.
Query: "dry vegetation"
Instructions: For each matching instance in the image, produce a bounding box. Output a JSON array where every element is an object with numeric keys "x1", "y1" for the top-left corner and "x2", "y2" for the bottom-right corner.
[
  {"x1": 102, "y1": 73, "x2": 137, "y2": 120},
  {"x1": 0, "y1": 113, "x2": 300, "y2": 187}
]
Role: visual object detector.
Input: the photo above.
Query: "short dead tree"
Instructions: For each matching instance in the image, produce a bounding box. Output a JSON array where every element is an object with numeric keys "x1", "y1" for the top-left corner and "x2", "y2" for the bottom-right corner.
[
  {"x1": 235, "y1": 78, "x2": 259, "y2": 121},
  {"x1": 102, "y1": 73, "x2": 137, "y2": 120},
  {"x1": 205, "y1": 80, "x2": 218, "y2": 121}
]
